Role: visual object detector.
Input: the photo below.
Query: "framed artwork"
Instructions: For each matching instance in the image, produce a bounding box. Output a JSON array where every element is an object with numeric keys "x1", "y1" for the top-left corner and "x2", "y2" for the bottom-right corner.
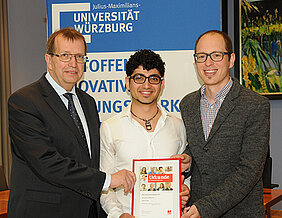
[{"x1": 234, "y1": 0, "x2": 282, "y2": 99}]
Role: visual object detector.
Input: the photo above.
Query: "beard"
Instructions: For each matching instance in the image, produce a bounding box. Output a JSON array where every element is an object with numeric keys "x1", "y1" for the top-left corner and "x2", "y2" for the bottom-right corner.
[{"x1": 131, "y1": 96, "x2": 157, "y2": 105}]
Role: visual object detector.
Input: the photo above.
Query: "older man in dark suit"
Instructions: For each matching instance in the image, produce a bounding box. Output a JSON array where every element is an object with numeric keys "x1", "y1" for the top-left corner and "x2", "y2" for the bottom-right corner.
[
  {"x1": 180, "y1": 30, "x2": 270, "y2": 217},
  {"x1": 8, "y1": 27, "x2": 135, "y2": 218}
]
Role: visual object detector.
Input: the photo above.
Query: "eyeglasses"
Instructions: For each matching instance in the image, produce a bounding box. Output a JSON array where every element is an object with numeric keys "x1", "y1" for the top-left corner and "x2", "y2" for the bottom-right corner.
[
  {"x1": 193, "y1": 51, "x2": 231, "y2": 63},
  {"x1": 49, "y1": 53, "x2": 88, "y2": 64},
  {"x1": 129, "y1": 74, "x2": 163, "y2": 84}
]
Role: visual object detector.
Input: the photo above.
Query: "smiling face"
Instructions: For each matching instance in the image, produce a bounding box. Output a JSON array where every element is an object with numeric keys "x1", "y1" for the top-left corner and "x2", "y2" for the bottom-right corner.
[
  {"x1": 45, "y1": 34, "x2": 85, "y2": 91},
  {"x1": 195, "y1": 33, "x2": 235, "y2": 90},
  {"x1": 125, "y1": 65, "x2": 164, "y2": 106}
]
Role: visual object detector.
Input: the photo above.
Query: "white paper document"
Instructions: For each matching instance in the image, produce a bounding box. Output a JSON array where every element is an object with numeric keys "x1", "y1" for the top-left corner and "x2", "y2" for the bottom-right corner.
[{"x1": 132, "y1": 158, "x2": 181, "y2": 218}]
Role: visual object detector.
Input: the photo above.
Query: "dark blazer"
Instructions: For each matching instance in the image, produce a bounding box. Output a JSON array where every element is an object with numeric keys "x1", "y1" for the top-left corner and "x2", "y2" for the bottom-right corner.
[
  {"x1": 180, "y1": 78, "x2": 270, "y2": 218},
  {"x1": 8, "y1": 74, "x2": 106, "y2": 218}
]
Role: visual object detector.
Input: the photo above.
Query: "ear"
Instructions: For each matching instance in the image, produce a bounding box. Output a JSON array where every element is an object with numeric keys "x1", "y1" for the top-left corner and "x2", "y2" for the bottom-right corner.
[
  {"x1": 45, "y1": 53, "x2": 53, "y2": 71},
  {"x1": 229, "y1": 53, "x2": 235, "y2": 69},
  {"x1": 125, "y1": 76, "x2": 130, "y2": 91},
  {"x1": 161, "y1": 78, "x2": 165, "y2": 89}
]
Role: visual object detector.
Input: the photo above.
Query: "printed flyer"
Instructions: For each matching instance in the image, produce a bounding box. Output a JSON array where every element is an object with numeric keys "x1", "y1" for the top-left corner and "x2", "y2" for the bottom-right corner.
[{"x1": 132, "y1": 158, "x2": 181, "y2": 218}]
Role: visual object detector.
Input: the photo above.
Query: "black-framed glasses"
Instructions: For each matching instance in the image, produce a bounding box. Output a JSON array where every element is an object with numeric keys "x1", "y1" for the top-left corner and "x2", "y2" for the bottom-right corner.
[
  {"x1": 49, "y1": 52, "x2": 88, "y2": 64},
  {"x1": 193, "y1": 51, "x2": 232, "y2": 63},
  {"x1": 129, "y1": 74, "x2": 163, "y2": 84}
]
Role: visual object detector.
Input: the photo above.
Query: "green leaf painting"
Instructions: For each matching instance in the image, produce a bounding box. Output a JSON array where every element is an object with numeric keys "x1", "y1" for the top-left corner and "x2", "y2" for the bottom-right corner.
[{"x1": 241, "y1": 0, "x2": 282, "y2": 94}]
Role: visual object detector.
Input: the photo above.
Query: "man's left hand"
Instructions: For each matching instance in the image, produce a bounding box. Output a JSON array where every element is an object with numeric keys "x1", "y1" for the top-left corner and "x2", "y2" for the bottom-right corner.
[{"x1": 171, "y1": 153, "x2": 191, "y2": 172}]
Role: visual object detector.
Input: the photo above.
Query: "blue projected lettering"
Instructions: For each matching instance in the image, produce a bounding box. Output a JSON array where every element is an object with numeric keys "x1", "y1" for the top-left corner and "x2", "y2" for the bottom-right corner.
[
  {"x1": 95, "y1": 99, "x2": 180, "y2": 114},
  {"x1": 77, "y1": 79, "x2": 127, "y2": 93},
  {"x1": 97, "y1": 100, "x2": 131, "y2": 113},
  {"x1": 161, "y1": 99, "x2": 180, "y2": 112},
  {"x1": 86, "y1": 58, "x2": 127, "y2": 73}
]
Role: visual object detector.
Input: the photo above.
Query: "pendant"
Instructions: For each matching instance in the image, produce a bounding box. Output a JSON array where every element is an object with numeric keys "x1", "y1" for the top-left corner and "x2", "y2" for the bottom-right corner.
[{"x1": 145, "y1": 121, "x2": 152, "y2": 130}]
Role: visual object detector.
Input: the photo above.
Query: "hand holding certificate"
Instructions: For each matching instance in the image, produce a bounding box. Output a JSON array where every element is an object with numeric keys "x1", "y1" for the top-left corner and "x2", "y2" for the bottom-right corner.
[
  {"x1": 171, "y1": 153, "x2": 191, "y2": 172},
  {"x1": 132, "y1": 158, "x2": 182, "y2": 218},
  {"x1": 110, "y1": 169, "x2": 136, "y2": 193},
  {"x1": 180, "y1": 175, "x2": 190, "y2": 208}
]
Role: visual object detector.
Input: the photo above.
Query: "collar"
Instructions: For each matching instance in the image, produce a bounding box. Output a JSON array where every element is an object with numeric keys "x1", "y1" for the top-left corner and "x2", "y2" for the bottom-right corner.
[
  {"x1": 200, "y1": 77, "x2": 233, "y2": 101},
  {"x1": 45, "y1": 72, "x2": 76, "y2": 96}
]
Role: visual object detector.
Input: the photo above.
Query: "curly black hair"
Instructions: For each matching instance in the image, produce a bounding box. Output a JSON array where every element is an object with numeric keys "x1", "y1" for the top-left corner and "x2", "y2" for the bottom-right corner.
[{"x1": 126, "y1": 49, "x2": 165, "y2": 77}]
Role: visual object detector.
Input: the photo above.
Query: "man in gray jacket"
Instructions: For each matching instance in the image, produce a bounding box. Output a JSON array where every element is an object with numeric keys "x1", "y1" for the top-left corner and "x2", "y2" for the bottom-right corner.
[{"x1": 180, "y1": 30, "x2": 270, "y2": 217}]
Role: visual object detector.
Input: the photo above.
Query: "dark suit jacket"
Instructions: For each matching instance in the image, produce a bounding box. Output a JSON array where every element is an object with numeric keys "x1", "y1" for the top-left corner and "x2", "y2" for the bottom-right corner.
[
  {"x1": 8, "y1": 74, "x2": 106, "y2": 218},
  {"x1": 180, "y1": 78, "x2": 270, "y2": 218}
]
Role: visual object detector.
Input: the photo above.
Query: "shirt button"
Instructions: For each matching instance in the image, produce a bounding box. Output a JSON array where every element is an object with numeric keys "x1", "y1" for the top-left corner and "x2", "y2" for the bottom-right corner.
[
  {"x1": 210, "y1": 105, "x2": 214, "y2": 109},
  {"x1": 209, "y1": 124, "x2": 212, "y2": 128}
]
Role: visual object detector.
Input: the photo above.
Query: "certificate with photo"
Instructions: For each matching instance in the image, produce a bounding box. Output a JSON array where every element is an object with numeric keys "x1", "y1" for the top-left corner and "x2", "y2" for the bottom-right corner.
[{"x1": 132, "y1": 158, "x2": 181, "y2": 218}]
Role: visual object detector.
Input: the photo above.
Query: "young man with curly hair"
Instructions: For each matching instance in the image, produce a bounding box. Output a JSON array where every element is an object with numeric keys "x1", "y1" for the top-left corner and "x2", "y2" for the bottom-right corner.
[{"x1": 100, "y1": 49, "x2": 190, "y2": 218}]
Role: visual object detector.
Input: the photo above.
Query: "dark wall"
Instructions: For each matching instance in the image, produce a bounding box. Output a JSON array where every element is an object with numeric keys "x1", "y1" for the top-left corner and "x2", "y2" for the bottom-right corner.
[{"x1": 8, "y1": 0, "x2": 46, "y2": 92}]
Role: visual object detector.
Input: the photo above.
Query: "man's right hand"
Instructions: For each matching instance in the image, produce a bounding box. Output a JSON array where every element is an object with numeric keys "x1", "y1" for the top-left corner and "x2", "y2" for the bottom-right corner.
[
  {"x1": 180, "y1": 175, "x2": 190, "y2": 208},
  {"x1": 182, "y1": 205, "x2": 201, "y2": 218},
  {"x1": 119, "y1": 213, "x2": 135, "y2": 218},
  {"x1": 110, "y1": 169, "x2": 136, "y2": 193}
]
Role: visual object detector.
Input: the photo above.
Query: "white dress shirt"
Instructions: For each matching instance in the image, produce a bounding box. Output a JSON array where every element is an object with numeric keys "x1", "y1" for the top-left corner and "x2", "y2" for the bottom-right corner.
[{"x1": 100, "y1": 103, "x2": 187, "y2": 217}]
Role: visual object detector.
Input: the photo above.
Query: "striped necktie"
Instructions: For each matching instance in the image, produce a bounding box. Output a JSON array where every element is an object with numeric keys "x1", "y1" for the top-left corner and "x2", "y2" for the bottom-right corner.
[{"x1": 63, "y1": 93, "x2": 87, "y2": 144}]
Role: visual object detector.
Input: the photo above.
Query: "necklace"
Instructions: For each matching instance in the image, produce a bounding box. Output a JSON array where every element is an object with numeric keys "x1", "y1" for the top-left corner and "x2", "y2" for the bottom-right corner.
[{"x1": 130, "y1": 108, "x2": 159, "y2": 131}]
